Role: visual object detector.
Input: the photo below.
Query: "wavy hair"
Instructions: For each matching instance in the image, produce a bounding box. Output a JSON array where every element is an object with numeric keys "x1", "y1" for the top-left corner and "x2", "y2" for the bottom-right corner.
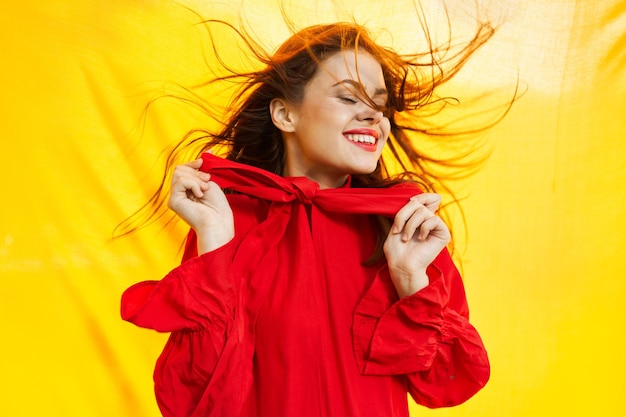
[{"x1": 116, "y1": 9, "x2": 509, "y2": 260}]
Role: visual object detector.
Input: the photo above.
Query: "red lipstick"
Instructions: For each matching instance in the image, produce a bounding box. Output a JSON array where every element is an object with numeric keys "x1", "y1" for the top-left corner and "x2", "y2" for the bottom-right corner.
[
  {"x1": 343, "y1": 128, "x2": 379, "y2": 140},
  {"x1": 343, "y1": 128, "x2": 379, "y2": 152}
]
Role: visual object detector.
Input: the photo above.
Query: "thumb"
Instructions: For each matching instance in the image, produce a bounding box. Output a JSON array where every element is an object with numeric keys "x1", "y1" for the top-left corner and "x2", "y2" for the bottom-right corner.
[{"x1": 186, "y1": 158, "x2": 204, "y2": 169}]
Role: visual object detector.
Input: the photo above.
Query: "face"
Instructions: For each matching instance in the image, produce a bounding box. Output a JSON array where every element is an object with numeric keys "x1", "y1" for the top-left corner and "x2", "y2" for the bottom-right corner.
[{"x1": 274, "y1": 50, "x2": 391, "y2": 189}]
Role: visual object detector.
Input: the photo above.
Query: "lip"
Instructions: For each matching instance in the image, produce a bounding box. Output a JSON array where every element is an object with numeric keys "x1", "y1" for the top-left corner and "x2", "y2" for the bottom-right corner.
[
  {"x1": 343, "y1": 128, "x2": 380, "y2": 153},
  {"x1": 343, "y1": 128, "x2": 379, "y2": 140}
]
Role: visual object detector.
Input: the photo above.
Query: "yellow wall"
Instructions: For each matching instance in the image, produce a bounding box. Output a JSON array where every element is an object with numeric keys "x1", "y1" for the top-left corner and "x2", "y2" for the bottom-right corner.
[{"x1": 1, "y1": 1, "x2": 624, "y2": 416}]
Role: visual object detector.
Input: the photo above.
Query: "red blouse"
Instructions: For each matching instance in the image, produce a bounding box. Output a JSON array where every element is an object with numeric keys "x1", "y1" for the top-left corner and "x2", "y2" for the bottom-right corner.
[{"x1": 121, "y1": 154, "x2": 489, "y2": 417}]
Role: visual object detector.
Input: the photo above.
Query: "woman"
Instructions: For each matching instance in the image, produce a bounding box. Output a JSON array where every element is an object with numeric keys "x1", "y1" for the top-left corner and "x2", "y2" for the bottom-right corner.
[{"x1": 121, "y1": 21, "x2": 492, "y2": 417}]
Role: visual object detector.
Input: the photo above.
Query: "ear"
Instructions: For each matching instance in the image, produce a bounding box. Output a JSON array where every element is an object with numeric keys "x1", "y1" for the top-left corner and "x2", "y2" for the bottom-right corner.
[{"x1": 269, "y1": 98, "x2": 297, "y2": 133}]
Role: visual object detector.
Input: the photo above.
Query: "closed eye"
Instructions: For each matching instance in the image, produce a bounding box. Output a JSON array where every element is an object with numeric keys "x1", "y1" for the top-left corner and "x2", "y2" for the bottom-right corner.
[{"x1": 338, "y1": 96, "x2": 358, "y2": 104}]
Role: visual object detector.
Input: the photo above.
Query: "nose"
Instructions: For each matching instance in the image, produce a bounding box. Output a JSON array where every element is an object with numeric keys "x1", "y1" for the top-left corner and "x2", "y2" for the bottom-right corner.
[{"x1": 357, "y1": 104, "x2": 384, "y2": 124}]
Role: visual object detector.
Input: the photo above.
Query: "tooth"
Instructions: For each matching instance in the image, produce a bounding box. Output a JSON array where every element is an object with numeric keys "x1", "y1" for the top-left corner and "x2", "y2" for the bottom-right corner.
[{"x1": 346, "y1": 134, "x2": 375, "y2": 144}]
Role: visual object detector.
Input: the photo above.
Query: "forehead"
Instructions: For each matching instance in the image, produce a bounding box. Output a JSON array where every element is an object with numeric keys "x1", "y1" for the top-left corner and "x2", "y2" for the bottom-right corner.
[{"x1": 315, "y1": 50, "x2": 385, "y2": 87}]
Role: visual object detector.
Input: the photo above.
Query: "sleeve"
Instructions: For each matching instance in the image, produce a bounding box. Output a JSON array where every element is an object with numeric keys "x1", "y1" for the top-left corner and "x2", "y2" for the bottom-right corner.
[
  {"x1": 119, "y1": 193, "x2": 270, "y2": 417},
  {"x1": 120, "y1": 229, "x2": 240, "y2": 417},
  {"x1": 352, "y1": 248, "x2": 490, "y2": 408},
  {"x1": 120, "y1": 229, "x2": 237, "y2": 332}
]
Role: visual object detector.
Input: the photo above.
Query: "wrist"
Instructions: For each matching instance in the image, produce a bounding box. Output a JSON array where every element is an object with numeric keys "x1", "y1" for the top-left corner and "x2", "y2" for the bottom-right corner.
[
  {"x1": 389, "y1": 268, "x2": 429, "y2": 298},
  {"x1": 196, "y1": 226, "x2": 234, "y2": 254}
]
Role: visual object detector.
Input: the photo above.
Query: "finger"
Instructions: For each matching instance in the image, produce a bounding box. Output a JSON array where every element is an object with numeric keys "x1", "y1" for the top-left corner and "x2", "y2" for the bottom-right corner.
[
  {"x1": 409, "y1": 193, "x2": 441, "y2": 213},
  {"x1": 190, "y1": 158, "x2": 212, "y2": 181},
  {"x1": 391, "y1": 198, "x2": 429, "y2": 234},
  {"x1": 185, "y1": 158, "x2": 204, "y2": 169},
  {"x1": 417, "y1": 216, "x2": 450, "y2": 243},
  {"x1": 174, "y1": 163, "x2": 211, "y2": 183},
  {"x1": 186, "y1": 180, "x2": 205, "y2": 199},
  {"x1": 172, "y1": 176, "x2": 206, "y2": 199},
  {"x1": 401, "y1": 207, "x2": 433, "y2": 242}
]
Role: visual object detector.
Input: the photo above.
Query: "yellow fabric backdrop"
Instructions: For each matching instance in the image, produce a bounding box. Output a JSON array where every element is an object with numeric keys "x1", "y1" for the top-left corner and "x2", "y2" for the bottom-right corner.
[{"x1": 1, "y1": 1, "x2": 625, "y2": 416}]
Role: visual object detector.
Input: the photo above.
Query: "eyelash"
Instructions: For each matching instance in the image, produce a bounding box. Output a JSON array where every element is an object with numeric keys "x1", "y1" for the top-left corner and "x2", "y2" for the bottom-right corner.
[{"x1": 339, "y1": 96, "x2": 358, "y2": 104}]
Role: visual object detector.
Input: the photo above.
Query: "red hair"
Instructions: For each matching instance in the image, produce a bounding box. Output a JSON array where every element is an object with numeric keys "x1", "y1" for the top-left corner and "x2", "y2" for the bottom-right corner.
[{"x1": 116, "y1": 13, "x2": 510, "y2": 257}]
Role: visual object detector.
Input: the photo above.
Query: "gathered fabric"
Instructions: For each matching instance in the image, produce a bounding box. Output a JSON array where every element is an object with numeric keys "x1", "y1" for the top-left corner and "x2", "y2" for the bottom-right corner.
[{"x1": 121, "y1": 153, "x2": 490, "y2": 416}]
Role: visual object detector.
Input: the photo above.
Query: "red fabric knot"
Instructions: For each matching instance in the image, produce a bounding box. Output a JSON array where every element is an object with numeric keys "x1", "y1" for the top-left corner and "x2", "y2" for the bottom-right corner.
[
  {"x1": 289, "y1": 177, "x2": 319, "y2": 204},
  {"x1": 199, "y1": 153, "x2": 420, "y2": 218}
]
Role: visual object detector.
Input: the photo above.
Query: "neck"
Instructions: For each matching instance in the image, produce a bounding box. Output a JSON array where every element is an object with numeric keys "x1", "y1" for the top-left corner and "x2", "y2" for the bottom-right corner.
[{"x1": 282, "y1": 166, "x2": 348, "y2": 189}]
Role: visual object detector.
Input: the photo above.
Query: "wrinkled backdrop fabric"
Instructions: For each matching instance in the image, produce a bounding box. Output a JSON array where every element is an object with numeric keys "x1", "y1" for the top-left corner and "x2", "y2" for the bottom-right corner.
[{"x1": 1, "y1": 0, "x2": 625, "y2": 416}]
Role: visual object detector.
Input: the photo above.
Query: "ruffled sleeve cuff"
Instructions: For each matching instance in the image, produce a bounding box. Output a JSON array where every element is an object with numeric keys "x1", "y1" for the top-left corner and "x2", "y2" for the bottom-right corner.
[
  {"x1": 353, "y1": 263, "x2": 448, "y2": 375},
  {"x1": 121, "y1": 239, "x2": 237, "y2": 332}
]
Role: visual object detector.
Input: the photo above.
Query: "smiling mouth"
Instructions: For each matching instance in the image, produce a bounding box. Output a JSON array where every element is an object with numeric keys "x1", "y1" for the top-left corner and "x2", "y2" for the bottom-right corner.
[
  {"x1": 345, "y1": 133, "x2": 377, "y2": 145},
  {"x1": 343, "y1": 128, "x2": 380, "y2": 150}
]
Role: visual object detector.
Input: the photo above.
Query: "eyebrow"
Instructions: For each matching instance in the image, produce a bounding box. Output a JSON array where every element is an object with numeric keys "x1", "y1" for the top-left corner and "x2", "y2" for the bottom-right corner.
[{"x1": 332, "y1": 79, "x2": 388, "y2": 96}]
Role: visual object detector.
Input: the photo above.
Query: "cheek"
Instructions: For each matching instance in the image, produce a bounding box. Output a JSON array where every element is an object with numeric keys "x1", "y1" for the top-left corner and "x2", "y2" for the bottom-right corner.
[{"x1": 381, "y1": 118, "x2": 391, "y2": 139}]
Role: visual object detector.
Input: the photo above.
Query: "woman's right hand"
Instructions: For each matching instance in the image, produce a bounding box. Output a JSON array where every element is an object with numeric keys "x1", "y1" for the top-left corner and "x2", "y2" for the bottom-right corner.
[{"x1": 167, "y1": 158, "x2": 234, "y2": 254}]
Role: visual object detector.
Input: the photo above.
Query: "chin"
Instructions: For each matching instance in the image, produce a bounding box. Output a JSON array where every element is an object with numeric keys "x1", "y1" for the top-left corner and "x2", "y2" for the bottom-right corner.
[{"x1": 350, "y1": 162, "x2": 379, "y2": 176}]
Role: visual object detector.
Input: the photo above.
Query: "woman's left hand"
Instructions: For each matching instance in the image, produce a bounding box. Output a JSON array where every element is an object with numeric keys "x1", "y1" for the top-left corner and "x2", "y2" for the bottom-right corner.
[{"x1": 383, "y1": 193, "x2": 451, "y2": 298}]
